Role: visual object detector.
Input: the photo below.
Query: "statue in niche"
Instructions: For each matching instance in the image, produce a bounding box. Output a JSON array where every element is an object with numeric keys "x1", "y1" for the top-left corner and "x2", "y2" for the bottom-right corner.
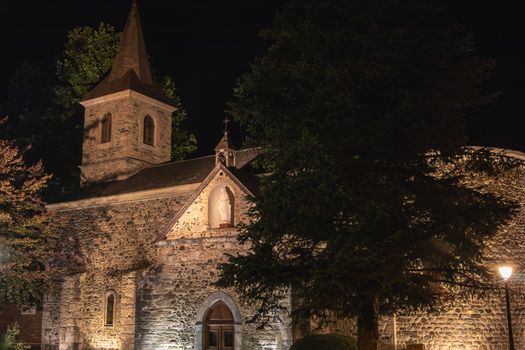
[{"x1": 217, "y1": 187, "x2": 232, "y2": 227}]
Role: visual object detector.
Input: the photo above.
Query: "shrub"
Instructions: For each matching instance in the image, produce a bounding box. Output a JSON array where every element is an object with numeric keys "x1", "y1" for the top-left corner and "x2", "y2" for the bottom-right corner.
[
  {"x1": 0, "y1": 324, "x2": 27, "y2": 350},
  {"x1": 291, "y1": 334, "x2": 357, "y2": 350}
]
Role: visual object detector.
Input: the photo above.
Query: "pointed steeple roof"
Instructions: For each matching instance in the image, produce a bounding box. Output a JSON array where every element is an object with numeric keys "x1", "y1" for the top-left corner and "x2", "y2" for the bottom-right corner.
[
  {"x1": 81, "y1": 0, "x2": 174, "y2": 106},
  {"x1": 108, "y1": 0, "x2": 152, "y2": 84},
  {"x1": 214, "y1": 132, "x2": 235, "y2": 151}
]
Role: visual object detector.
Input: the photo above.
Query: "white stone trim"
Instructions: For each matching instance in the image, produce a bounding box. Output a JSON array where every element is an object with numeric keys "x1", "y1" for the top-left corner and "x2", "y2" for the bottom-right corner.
[
  {"x1": 46, "y1": 182, "x2": 199, "y2": 212},
  {"x1": 195, "y1": 291, "x2": 243, "y2": 350}
]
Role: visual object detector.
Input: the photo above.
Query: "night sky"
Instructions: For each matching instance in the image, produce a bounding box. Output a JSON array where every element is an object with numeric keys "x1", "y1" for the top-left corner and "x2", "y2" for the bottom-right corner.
[{"x1": 1, "y1": 0, "x2": 525, "y2": 155}]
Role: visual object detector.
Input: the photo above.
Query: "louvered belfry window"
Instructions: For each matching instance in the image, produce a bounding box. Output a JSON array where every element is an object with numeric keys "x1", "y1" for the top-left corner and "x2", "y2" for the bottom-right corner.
[
  {"x1": 143, "y1": 115, "x2": 155, "y2": 146},
  {"x1": 101, "y1": 113, "x2": 112, "y2": 143}
]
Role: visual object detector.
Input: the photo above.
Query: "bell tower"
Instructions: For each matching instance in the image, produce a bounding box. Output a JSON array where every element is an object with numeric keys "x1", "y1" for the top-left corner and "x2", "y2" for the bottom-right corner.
[
  {"x1": 79, "y1": 0, "x2": 176, "y2": 186},
  {"x1": 215, "y1": 117, "x2": 236, "y2": 167}
]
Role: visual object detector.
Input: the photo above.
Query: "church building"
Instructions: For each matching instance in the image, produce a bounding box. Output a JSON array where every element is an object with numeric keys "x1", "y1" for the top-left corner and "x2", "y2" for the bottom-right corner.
[
  {"x1": 2, "y1": 1, "x2": 525, "y2": 349},
  {"x1": 38, "y1": 1, "x2": 292, "y2": 349}
]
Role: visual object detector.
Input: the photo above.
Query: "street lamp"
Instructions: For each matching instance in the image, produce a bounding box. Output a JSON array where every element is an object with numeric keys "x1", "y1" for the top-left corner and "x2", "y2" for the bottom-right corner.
[{"x1": 498, "y1": 265, "x2": 515, "y2": 350}]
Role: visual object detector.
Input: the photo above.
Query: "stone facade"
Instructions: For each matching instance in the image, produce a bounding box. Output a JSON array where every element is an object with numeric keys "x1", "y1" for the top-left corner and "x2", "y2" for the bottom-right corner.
[
  {"x1": 43, "y1": 153, "x2": 525, "y2": 350},
  {"x1": 43, "y1": 165, "x2": 292, "y2": 350},
  {"x1": 385, "y1": 164, "x2": 525, "y2": 350},
  {"x1": 79, "y1": 91, "x2": 174, "y2": 186}
]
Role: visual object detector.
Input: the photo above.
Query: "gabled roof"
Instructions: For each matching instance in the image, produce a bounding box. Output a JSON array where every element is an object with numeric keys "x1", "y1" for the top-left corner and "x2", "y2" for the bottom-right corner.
[
  {"x1": 81, "y1": 0, "x2": 174, "y2": 106},
  {"x1": 77, "y1": 155, "x2": 216, "y2": 200},
  {"x1": 65, "y1": 148, "x2": 260, "y2": 202},
  {"x1": 155, "y1": 162, "x2": 257, "y2": 243}
]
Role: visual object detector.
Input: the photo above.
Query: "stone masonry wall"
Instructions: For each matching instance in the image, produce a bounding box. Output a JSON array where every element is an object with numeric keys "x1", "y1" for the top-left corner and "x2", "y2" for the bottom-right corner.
[
  {"x1": 81, "y1": 94, "x2": 172, "y2": 185},
  {"x1": 388, "y1": 167, "x2": 525, "y2": 350},
  {"x1": 137, "y1": 170, "x2": 293, "y2": 350},
  {"x1": 137, "y1": 238, "x2": 292, "y2": 350},
  {"x1": 46, "y1": 192, "x2": 191, "y2": 350}
]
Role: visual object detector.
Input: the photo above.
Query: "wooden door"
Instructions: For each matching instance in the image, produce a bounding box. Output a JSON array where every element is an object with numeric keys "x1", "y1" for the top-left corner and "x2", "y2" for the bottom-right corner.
[
  {"x1": 204, "y1": 302, "x2": 235, "y2": 350},
  {"x1": 205, "y1": 325, "x2": 234, "y2": 350}
]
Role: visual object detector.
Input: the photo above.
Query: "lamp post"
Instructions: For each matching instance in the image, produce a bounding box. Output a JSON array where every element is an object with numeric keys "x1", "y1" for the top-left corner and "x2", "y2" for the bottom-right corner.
[{"x1": 498, "y1": 265, "x2": 515, "y2": 350}]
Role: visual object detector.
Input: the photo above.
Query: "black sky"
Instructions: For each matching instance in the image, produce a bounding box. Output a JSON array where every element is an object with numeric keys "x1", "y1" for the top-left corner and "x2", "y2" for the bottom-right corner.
[{"x1": 1, "y1": 0, "x2": 525, "y2": 155}]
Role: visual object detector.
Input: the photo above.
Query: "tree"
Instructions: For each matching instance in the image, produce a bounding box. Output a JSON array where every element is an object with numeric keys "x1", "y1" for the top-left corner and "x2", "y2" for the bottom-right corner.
[
  {"x1": 3, "y1": 23, "x2": 196, "y2": 199},
  {"x1": 0, "y1": 323, "x2": 27, "y2": 350},
  {"x1": 0, "y1": 140, "x2": 52, "y2": 308},
  {"x1": 0, "y1": 61, "x2": 52, "y2": 145},
  {"x1": 158, "y1": 76, "x2": 198, "y2": 161},
  {"x1": 217, "y1": 0, "x2": 517, "y2": 349}
]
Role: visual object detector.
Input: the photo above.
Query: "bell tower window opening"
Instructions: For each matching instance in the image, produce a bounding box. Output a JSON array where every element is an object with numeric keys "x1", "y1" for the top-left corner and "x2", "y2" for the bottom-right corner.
[
  {"x1": 143, "y1": 115, "x2": 155, "y2": 146},
  {"x1": 104, "y1": 290, "x2": 116, "y2": 326},
  {"x1": 101, "y1": 113, "x2": 112, "y2": 144}
]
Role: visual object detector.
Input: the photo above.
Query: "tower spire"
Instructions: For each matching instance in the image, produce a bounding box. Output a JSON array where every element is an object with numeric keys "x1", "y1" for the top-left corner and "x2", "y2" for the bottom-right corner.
[
  {"x1": 81, "y1": 0, "x2": 174, "y2": 106},
  {"x1": 108, "y1": 0, "x2": 152, "y2": 84}
]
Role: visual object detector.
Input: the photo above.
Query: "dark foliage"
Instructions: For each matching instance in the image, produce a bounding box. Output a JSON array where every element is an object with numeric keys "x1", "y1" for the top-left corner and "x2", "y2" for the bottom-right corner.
[{"x1": 217, "y1": 0, "x2": 518, "y2": 348}]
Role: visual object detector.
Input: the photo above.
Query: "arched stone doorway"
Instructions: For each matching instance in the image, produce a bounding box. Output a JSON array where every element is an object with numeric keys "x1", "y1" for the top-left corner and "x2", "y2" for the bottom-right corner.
[{"x1": 195, "y1": 291, "x2": 243, "y2": 350}]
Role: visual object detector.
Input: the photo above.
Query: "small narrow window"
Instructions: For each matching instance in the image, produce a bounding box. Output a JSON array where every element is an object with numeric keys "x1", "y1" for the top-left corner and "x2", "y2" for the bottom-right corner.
[
  {"x1": 101, "y1": 113, "x2": 112, "y2": 144},
  {"x1": 143, "y1": 115, "x2": 155, "y2": 146},
  {"x1": 104, "y1": 291, "x2": 116, "y2": 326}
]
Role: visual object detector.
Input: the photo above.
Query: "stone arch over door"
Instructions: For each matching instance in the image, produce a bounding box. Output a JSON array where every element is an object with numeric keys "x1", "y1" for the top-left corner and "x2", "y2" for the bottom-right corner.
[{"x1": 195, "y1": 291, "x2": 243, "y2": 350}]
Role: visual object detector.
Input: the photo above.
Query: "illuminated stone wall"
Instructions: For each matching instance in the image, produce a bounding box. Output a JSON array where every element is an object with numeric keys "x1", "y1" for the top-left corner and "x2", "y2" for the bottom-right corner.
[
  {"x1": 80, "y1": 92, "x2": 173, "y2": 186},
  {"x1": 136, "y1": 170, "x2": 293, "y2": 350},
  {"x1": 388, "y1": 164, "x2": 525, "y2": 349},
  {"x1": 43, "y1": 169, "x2": 293, "y2": 350},
  {"x1": 43, "y1": 193, "x2": 190, "y2": 350}
]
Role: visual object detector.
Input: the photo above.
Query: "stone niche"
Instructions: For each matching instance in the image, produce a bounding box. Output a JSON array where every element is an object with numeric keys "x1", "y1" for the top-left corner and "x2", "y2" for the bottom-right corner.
[{"x1": 208, "y1": 184, "x2": 235, "y2": 229}]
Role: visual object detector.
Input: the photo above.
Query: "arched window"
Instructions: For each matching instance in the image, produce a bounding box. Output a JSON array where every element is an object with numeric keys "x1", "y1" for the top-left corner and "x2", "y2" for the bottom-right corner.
[
  {"x1": 208, "y1": 186, "x2": 234, "y2": 229},
  {"x1": 204, "y1": 302, "x2": 234, "y2": 350},
  {"x1": 101, "y1": 113, "x2": 112, "y2": 143},
  {"x1": 143, "y1": 115, "x2": 155, "y2": 146},
  {"x1": 104, "y1": 291, "x2": 116, "y2": 326}
]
